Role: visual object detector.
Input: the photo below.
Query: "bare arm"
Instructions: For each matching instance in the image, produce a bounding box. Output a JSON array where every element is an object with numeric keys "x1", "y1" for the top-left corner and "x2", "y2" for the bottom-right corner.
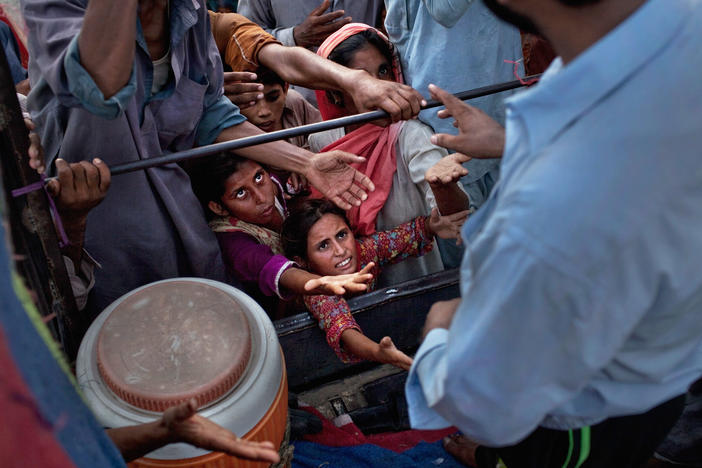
[
  {"x1": 78, "y1": 0, "x2": 138, "y2": 98},
  {"x1": 340, "y1": 330, "x2": 413, "y2": 370},
  {"x1": 425, "y1": 153, "x2": 472, "y2": 215},
  {"x1": 107, "y1": 399, "x2": 280, "y2": 463},
  {"x1": 281, "y1": 263, "x2": 374, "y2": 296},
  {"x1": 215, "y1": 122, "x2": 374, "y2": 210},
  {"x1": 258, "y1": 44, "x2": 423, "y2": 122}
]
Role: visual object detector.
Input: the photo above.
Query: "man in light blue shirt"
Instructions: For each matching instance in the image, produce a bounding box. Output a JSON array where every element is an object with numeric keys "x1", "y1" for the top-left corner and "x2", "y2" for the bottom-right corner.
[{"x1": 406, "y1": 0, "x2": 702, "y2": 466}]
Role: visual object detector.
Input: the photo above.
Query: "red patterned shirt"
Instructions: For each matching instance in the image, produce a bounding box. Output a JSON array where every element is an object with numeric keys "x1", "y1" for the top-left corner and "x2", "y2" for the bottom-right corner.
[{"x1": 303, "y1": 216, "x2": 433, "y2": 362}]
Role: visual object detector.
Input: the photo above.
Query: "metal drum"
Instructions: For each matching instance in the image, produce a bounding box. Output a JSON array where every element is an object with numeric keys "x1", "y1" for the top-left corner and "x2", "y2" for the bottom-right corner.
[{"x1": 77, "y1": 278, "x2": 288, "y2": 467}]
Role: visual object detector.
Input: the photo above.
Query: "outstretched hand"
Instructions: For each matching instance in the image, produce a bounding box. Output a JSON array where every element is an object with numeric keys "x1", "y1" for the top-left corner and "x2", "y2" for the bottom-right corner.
[
  {"x1": 427, "y1": 208, "x2": 469, "y2": 245},
  {"x1": 350, "y1": 73, "x2": 424, "y2": 124},
  {"x1": 374, "y1": 336, "x2": 413, "y2": 371},
  {"x1": 304, "y1": 262, "x2": 375, "y2": 295},
  {"x1": 161, "y1": 399, "x2": 281, "y2": 464},
  {"x1": 304, "y1": 150, "x2": 375, "y2": 210},
  {"x1": 293, "y1": 0, "x2": 352, "y2": 48},
  {"x1": 428, "y1": 84, "x2": 505, "y2": 158},
  {"x1": 223, "y1": 71, "x2": 264, "y2": 110},
  {"x1": 425, "y1": 153, "x2": 471, "y2": 187}
]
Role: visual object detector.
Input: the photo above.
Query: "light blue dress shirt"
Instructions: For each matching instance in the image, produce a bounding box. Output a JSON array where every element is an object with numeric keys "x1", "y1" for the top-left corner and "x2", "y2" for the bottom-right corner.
[
  {"x1": 384, "y1": 0, "x2": 522, "y2": 193},
  {"x1": 406, "y1": 0, "x2": 702, "y2": 447}
]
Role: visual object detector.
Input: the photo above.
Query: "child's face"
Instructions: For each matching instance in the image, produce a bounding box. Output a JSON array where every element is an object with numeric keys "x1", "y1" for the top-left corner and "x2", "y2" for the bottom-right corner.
[
  {"x1": 240, "y1": 83, "x2": 287, "y2": 133},
  {"x1": 211, "y1": 160, "x2": 281, "y2": 229},
  {"x1": 305, "y1": 213, "x2": 359, "y2": 276}
]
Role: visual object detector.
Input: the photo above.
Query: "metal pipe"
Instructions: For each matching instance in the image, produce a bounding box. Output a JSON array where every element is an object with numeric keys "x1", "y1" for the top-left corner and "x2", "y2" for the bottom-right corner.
[{"x1": 104, "y1": 75, "x2": 540, "y2": 176}]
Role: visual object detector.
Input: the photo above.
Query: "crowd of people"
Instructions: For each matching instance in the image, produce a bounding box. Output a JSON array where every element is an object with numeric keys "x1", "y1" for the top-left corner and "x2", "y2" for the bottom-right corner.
[{"x1": 1, "y1": 0, "x2": 701, "y2": 467}]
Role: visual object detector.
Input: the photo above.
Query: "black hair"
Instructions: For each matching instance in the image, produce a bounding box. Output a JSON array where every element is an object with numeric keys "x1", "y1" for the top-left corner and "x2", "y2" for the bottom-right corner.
[
  {"x1": 281, "y1": 198, "x2": 349, "y2": 260},
  {"x1": 189, "y1": 151, "x2": 250, "y2": 217},
  {"x1": 255, "y1": 66, "x2": 286, "y2": 88}
]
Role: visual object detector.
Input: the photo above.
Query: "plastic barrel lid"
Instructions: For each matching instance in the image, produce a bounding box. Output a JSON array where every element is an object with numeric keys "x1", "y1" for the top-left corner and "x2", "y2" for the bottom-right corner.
[{"x1": 97, "y1": 280, "x2": 252, "y2": 412}]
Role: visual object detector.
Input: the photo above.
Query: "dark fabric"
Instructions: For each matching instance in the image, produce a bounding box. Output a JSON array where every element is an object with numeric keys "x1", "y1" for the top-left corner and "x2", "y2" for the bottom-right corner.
[
  {"x1": 655, "y1": 378, "x2": 702, "y2": 467},
  {"x1": 0, "y1": 222, "x2": 125, "y2": 466},
  {"x1": 477, "y1": 395, "x2": 686, "y2": 468}
]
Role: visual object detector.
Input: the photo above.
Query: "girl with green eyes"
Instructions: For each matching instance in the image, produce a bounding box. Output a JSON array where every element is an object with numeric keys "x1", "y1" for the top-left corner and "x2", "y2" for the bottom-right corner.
[
  {"x1": 281, "y1": 198, "x2": 467, "y2": 369},
  {"x1": 308, "y1": 23, "x2": 469, "y2": 288},
  {"x1": 190, "y1": 152, "x2": 374, "y2": 319}
]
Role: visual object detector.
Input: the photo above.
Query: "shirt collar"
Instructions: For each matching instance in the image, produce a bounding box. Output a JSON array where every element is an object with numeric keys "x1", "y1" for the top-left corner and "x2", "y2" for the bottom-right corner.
[{"x1": 505, "y1": 0, "x2": 689, "y2": 155}]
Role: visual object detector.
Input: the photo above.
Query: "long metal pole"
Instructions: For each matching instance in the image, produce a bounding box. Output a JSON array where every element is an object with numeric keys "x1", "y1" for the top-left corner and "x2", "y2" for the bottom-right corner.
[{"x1": 108, "y1": 74, "x2": 540, "y2": 176}]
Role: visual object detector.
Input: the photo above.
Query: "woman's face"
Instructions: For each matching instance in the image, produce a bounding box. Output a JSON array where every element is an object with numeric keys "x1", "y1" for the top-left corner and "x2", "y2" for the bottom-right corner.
[
  {"x1": 305, "y1": 213, "x2": 359, "y2": 276},
  {"x1": 340, "y1": 43, "x2": 394, "y2": 115},
  {"x1": 347, "y1": 43, "x2": 394, "y2": 82},
  {"x1": 212, "y1": 160, "x2": 282, "y2": 230}
]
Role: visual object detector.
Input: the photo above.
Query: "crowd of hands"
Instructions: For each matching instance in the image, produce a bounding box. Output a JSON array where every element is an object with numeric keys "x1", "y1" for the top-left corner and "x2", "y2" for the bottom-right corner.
[
  {"x1": 21, "y1": 2, "x2": 506, "y2": 459},
  {"x1": 22, "y1": 79, "x2": 506, "y2": 463}
]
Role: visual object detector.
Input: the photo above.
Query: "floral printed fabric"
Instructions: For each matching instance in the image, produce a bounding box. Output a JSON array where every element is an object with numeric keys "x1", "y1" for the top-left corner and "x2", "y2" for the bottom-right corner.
[{"x1": 304, "y1": 216, "x2": 433, "y2": 362}]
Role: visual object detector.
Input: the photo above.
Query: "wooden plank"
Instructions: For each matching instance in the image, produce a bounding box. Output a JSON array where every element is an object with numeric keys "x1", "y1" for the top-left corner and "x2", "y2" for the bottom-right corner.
[{"x1": 0, "y1": 48, "x2": 84, "y2": 359}]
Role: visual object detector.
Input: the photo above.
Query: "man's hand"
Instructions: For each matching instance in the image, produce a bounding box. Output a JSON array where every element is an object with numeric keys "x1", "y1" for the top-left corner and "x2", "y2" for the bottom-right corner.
[
  {"x1": 47, "y1": 158, "x2": 111, "y2": 224},
  {"x1": 428, "y1": 84, "x2": 505, "y2": 158},
  {"x1": 425, "y1": 153, "x2": 471, "y2": 188},
  {"x1": 304, "y1": 262, "x2": 374, "y2": 295},
  {"x1": 223, "y1": 71, "x2": 264, "y2": 110},
  {"x1": 304, "y1": 151, "x2": 375, "y2": 210},
  {"x1": 25, "y1": 118, "x2": 46, "y2": 174},
  {"x1": 349, "y1": 72, "x2": 424, "y2": 123},
  {"x1": 293, "y1": 0, "x2": 352, "y2": 49},
  {"x1": 159, "y1": 399, "x2": 280, "y2": 464},
  {"x1": 427, "y1": 208, "x2": 469, "y2": 244},
  {"x1": 423, "y1": 298, "x2": 461, "y2": 339}
]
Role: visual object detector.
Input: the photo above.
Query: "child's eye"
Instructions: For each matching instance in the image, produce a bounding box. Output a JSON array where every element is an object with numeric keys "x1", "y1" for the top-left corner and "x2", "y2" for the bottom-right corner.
[
  {"x1": 336, "y1": 229, "x2": 347, "y2": 240},
  {"x1": 235, "y1": 189, "x2": 246, "y2": 199},
  {"x1": 318, "y1": 240, "x2": 328, "y2": 251},
  {"x1": 266, "y1": 92, "x2": 280, "y2": 103},
  {"x1": 254, "y1": 172, "x2": 264, "y2": 183},
  {"x1": 378, "y1": 65, "x2": 389, "y2": 77}
]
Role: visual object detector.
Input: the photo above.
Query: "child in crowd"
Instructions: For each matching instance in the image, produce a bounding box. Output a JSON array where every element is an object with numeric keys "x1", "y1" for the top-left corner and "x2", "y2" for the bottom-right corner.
[
  {"x1": 190, "y1": 152, "x2": 373, "y2": 319},
  {"x1": 281, "y1": 198, "x2": 468, "y2": 369},
  {"x1": 309, "y1": 23, "x2": 469, "y2": 287},
  {"x1": 238, "y1": 67, "x2": 321, "y2": 151},
  {"x1": 237, "y1": 67, "x2": 321, "y2": 191}
]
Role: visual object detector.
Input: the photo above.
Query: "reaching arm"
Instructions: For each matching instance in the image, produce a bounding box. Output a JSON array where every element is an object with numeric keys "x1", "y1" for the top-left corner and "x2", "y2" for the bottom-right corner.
[
  {"x1": 258, "y1": 43, "x2": 423, "y2": 122},
  {"x1": 425, "y1": 153, "x2": 472, "y2": 215},
  {"x1": 282, "y1": 263, "x2": 374, "y2": 296},
  {"x1": 107, "y1": 399, "x2": 279, "y2": 463},
  {"x1": 215, "y1": 122, "x2": 374, "y2": 210}
]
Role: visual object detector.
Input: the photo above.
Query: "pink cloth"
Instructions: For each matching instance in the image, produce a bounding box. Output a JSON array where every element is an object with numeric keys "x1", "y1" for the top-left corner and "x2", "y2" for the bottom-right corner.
[{"x1": 312, "y1": 23, "x2": 405, "y2": 236}]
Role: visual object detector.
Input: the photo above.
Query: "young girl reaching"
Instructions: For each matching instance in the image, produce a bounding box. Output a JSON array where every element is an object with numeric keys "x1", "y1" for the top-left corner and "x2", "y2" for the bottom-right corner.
[
  {"x1": 281, "y1": 198, "x2": 468, "y2": 370},
  {"x1": 190, "y1": 152, "x2": 373, "y2": 319},
  {"x1": 308, "y1": 23, "x2": 470, "y2": 287}
]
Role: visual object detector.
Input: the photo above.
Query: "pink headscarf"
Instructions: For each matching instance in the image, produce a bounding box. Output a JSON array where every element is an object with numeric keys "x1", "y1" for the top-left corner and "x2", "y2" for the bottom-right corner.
[{"x1": 313, "y1": 23, "x2": 405, "y2": 236}]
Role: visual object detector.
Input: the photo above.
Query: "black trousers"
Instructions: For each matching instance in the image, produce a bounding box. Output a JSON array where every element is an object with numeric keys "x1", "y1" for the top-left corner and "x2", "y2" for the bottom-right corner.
[{"x1": 476, "y1": 394, "x2": 686, "y2": 468}]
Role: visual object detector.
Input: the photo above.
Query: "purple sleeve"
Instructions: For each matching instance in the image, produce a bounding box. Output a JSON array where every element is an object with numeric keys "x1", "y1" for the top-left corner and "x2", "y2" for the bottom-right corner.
[{"x1": 216, "y1": 231, "x2": 295, "y2": 299}]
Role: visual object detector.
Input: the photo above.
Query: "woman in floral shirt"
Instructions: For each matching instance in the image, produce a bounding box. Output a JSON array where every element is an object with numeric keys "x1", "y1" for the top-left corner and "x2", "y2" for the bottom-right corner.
[{"x1": 282, "y1": 199, "x2": 467, "y2": 369}]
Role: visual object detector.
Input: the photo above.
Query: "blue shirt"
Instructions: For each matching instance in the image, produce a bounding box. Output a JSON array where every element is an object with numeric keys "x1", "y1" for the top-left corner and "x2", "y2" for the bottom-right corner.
[
  {"x1": 406, "y1": 0, "x2": 702, "y2": 447},
  {"x1": 23, "y1": 0, "x2": 245, "y2": 313},
  {"x1": 384, "y1": 0, "x2": 522, "y2": 189}
]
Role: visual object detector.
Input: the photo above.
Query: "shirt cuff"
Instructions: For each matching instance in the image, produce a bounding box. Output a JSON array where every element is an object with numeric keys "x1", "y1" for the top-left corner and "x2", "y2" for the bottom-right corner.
[
  {"x1": 405, "y1": 328, "x2": 453, "y2": 429},
  {"x1": 64, "y1": 35, "x2": 137, "y2": 119},
  {"x1": 276, "y1": 26, "x2": 297, "y2": 47},
  {"x1": 196, "y1": 94, "x2": 247, "y2": 146},
  {"x1": 259, "y1": 255, "x2": 296, "y2": 299}
]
